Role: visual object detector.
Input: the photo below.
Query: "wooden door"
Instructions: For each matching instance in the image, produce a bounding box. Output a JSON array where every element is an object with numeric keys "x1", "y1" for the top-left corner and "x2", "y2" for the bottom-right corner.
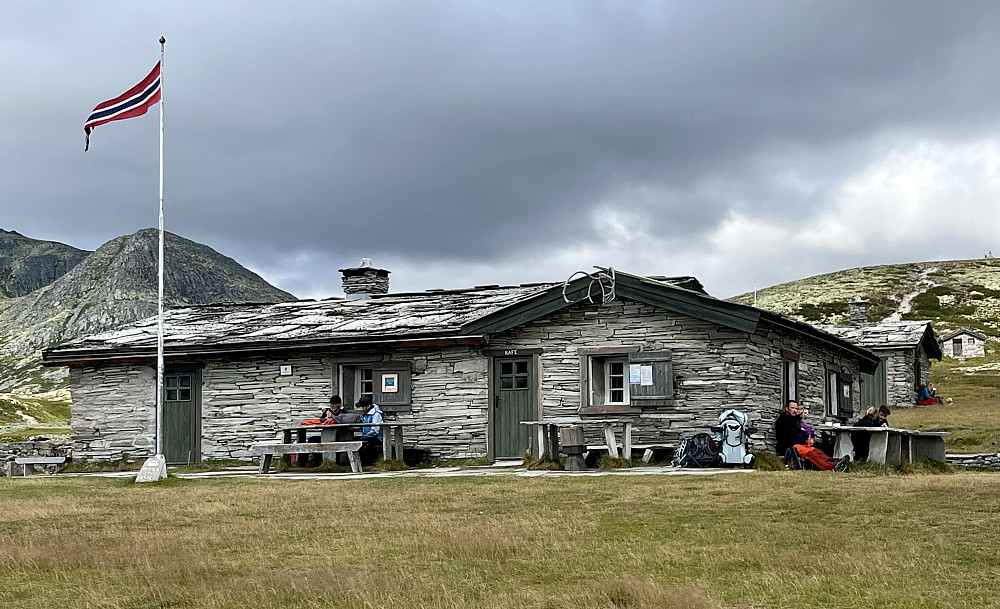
[
  {"x1": 493, "y1": 357, "x2": 534, "y2": 459},
  {"x1": 163, "y1": 369, "x2": 200, "y2": 465},
  {"x1": 859, "y1": 358, "x2": 887, "y2": 410}
]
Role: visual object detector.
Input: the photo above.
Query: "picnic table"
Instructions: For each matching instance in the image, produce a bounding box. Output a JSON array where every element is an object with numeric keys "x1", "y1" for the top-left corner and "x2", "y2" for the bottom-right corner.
[
  {"x1": 279, "y1": 422, "x2": 415, "y2": 461},
  {"x1": 819, "y1": 423, "x2": 949, "y2": 465},
  {"x1": 520, "y1": 418, "x2": 634, "y2": 460}
]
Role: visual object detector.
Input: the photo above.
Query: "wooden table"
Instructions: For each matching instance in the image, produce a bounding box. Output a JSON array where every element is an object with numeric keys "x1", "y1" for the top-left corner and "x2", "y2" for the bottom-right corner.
[
  {"x1": 819, "y1": 424, "x2": 950, "y2": 465},
  {"x1": 520, "y1": 418, "x2": 634, "y2": 460},
  {"x1": 280, "y1": 423, "x2": 415, "y2": 461}
]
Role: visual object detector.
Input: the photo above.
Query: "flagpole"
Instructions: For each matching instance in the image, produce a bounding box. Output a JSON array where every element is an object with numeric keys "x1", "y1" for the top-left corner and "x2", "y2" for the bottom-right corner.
[{"x1": 156, "y1": 36, "x2": 166, "y2": 458}]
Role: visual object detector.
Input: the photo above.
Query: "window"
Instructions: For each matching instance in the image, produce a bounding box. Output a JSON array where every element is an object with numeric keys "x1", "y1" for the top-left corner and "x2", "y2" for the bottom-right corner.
[
  {"x1": 499, "y1": 360, "x2": 530, "y2": 390},
  {"x1": 782, "y1": 351, "x2": 799, "y2": 407},
  {"x1": 827, "y1": 370, "x2": 839, "y2": 417},
  {"x1": 580, "y1": 348, "x2": 673, "y2": 413},
  {"x1": 338, "y1": 361, "x2": 412, "y2": 411},
  {"x1": 165, "y1": 373, "x2": 192, "y2": 402},
  {"x1": 606, "y1": 360, "x2": 629, "y2": 405},
  {"x1": 827, "y1": 367, "x2": 853, "y2": 420}
]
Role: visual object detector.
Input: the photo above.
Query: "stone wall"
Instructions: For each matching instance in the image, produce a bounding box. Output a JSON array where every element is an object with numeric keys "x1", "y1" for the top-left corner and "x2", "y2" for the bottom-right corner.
[
  {"x1": 489, "y1": 299, "x2": 863, "y2": 454},
  {"x1": 200, "y1": 355, "x2": 333, "y2": 460},
  {"x1": 882, "y1": 347, "x2": 933, "y2": 406},
  {"x1": 941, "y1": 336, "x2": 986, "y2": 359},
  {"x1": 0, "y1": 440, "x2": 72, "y2": 477},
  {"x1": 70, "y1": 365, "x2": 157, "y2": 460}
]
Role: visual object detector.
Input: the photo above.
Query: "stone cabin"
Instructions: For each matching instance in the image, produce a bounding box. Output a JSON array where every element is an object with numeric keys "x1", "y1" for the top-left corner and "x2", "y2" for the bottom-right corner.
[
  {"x1": 939, "y1": 328, "x2": 987, "y2": 359},
  {"x1": 820, "y1": 297, "x2": 942, "y2": 409},
  {"x1": 42, "y1": 264, "x2": 878, "y2": 465}
]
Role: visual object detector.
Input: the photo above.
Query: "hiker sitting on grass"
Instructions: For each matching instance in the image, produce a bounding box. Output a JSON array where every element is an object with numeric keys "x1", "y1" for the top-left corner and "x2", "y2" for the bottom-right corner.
[
  {"x1": 774, "y1": 401, "x2": 850, "y2": 472},
  {"x1": 916, "y1": 383, "x2": 945, "y2": 406}
]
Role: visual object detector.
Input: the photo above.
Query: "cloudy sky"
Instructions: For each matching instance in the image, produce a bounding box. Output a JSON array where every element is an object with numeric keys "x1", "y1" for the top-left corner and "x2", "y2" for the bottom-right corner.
[{"x1": 4, "y1": 1, "x2": 1000, "y2": 300}]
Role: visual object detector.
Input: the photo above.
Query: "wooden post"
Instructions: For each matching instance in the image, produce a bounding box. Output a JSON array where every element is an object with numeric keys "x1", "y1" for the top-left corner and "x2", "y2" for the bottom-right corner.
[
  {"x1": 603, "y1": 424, "x2": 619, "y2": 459},
  {"x1": 622, "y1": 422, "x2": 632, "y2": 460}
]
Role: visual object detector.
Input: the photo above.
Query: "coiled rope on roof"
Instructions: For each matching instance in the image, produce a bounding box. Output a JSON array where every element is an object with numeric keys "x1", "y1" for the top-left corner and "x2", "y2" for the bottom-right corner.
[{"x1": 562, "y1": 266, "x2": 616, "y2": 304}]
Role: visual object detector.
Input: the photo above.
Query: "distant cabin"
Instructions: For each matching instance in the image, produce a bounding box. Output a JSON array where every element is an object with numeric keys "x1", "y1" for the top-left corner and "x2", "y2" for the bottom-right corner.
[
  {"x1": 820, "y1": 297, "x2": 942, "y2": 409},
  {"x1": 939, "y1": 328, "x2": 987, "y2": 359}
]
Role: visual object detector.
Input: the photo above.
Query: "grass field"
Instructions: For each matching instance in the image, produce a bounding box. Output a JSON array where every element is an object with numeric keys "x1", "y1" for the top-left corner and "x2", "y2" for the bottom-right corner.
[
  {"x1": 891, "y1": 354, "x2": 1000, "y2": 453},
  {"x1": 2, "y1": 471, "x2": 1000, "y2": 609}
]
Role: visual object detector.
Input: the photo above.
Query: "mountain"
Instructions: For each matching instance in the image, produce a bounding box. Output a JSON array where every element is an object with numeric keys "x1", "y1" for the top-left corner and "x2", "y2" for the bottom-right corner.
[
  {"x1": 729, "y1": 258, "x2": 1000, "y2": 341},
  {"x1": 0, "y1": 229, "x2": 90, "y2": 298},
  {"x1": 0, "y1": 228, "x2": 295, "y2": 427}
]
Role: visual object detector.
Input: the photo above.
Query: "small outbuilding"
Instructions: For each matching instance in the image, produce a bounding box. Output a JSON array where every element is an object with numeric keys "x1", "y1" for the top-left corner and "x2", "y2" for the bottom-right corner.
[
  {"x1": 42, "y1": 264, "x2": 879, "y2": 464},
  {"x1": 938, "y1": 328, "x2": 987, "y2": 359},
  {"x1": 820, "y1": 297, "x2": 942, "y2": 409}
]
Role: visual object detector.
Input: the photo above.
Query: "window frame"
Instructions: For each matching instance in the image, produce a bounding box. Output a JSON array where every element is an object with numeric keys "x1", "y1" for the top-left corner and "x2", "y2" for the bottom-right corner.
[
  {"x1": 578, "y1": 347, "x2": 673, "y2": 414},
  {"x1": 782, "y1": 350, "x2": 799, "y2": 408}
]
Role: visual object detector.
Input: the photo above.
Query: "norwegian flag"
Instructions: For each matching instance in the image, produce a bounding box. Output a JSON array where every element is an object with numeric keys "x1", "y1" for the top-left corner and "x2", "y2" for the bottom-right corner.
[{"x1": 84, "y1": 61, "x2": 161, "y2": 151}]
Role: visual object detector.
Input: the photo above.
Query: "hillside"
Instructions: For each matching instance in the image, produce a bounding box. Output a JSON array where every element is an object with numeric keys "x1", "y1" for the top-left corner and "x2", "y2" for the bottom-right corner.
[
  {"x1": 0, "y1": 229, "x2": 89, "y2": 298},
  {"x1": 0, "y1": 228, "x2": 295, "y2": 429},
  {"x1": 730, "y1": 258, "x2": 1000, "y2": 344}
]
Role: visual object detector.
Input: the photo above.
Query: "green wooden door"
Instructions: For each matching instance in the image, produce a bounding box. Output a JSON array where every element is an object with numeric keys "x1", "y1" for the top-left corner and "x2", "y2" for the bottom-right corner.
[
  {"x1": 163, "y1": 369, "x2": 200, "y2": 465},
  {"x1": 859, "y1": 358, "x2": 887, "y2": 410},
  {"x1": 493, "y1": 357, "x2": 534, "y2": 459}
]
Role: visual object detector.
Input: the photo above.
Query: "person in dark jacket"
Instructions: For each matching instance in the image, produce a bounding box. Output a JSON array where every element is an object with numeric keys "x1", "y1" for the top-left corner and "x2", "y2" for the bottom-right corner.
[
  {"x1": 775, "y1": 401, "x2": 810, "y2": 457},
  {"x1": 775, "y1": 401, "x2": 851, "y2": 471},
  {"x1": 851, "y1": 406, "x2": 882, "y2": 461}
]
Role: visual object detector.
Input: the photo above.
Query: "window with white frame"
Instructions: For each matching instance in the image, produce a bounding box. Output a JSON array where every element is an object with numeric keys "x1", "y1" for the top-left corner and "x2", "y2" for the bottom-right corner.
[
  {"x1": 827, "y1": 369, "x2": 839, "y2": 417},
  {"x1": 782, "y1": 352, "x2": 799, "y2": 407},
  {"x1": 580, "y1": 348, "x2": 673, "y2": 413}
]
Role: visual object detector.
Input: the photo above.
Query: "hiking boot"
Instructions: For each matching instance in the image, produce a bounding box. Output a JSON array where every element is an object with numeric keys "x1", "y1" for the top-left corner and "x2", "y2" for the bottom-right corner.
[{"x1": 834, "y1": 455, "x2": 852, "y2": 472}]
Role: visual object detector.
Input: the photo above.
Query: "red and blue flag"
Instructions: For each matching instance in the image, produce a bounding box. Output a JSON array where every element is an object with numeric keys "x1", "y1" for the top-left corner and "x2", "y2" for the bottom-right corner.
[{"x1": 84, "y1": 61, "x2": 161, "y2": 151}]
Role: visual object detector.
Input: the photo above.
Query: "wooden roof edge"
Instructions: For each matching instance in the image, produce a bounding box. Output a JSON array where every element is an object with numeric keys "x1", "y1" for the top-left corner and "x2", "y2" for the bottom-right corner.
[
  {"x1": 760, "y1": 312, "x2": 881, "y2": 374},
  {"x1": 41, "y1": 334, "x2": 489, "y2": 366},
  {"x1": 938, "y1": 327, "x2": 988, "y2": 342}
]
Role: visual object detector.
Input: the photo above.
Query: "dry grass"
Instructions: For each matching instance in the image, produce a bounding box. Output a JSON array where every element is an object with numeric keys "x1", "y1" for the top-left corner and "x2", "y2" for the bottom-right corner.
[{"x1": 2, "y1": 472, "x2": 1000, "y2": 608}]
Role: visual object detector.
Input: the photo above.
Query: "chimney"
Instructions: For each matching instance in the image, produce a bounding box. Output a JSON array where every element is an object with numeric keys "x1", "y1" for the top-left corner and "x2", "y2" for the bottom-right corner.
[
  {"x1": 848, "y1": 296, "x2": 869, "y2": 325},
  {"x1": 339, "y1": 258, "x2": 390, "y2": 299}
]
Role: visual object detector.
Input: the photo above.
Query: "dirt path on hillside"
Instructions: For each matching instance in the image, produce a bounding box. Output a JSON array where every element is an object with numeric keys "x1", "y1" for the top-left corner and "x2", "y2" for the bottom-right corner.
[{"x1": 883, "y1": 266, "x2": 939, "y2": 322}]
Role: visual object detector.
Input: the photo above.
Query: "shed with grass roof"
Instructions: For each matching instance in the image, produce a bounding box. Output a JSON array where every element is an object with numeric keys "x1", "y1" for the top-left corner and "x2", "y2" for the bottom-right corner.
[{"x1": 42, "y1": 262, "x2": 879, "y2": 465}]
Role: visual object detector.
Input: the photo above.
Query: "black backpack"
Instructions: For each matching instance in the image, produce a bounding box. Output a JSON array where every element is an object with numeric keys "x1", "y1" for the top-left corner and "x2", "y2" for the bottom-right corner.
[{"x1": 684, "y1": 433, "x2": 722, "y2": 468}]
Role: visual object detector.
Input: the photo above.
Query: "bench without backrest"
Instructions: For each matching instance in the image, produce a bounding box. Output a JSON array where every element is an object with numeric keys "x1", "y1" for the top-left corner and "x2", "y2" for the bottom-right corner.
[
  {"x1": 13, "y1": 456, "x2": 67, "y2": 477},
  {"x1": 252, "y1": 441, "x2": 363, "y2": 474}
]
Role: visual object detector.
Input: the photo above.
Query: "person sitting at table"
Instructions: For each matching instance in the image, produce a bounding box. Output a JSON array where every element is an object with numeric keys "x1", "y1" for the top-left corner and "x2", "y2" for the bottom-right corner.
[
  {"x1": 330, "y1": 395, "x2": 363, "y2": 424},
  {"x1": 851, "y1": 406, "x2": 882, "y2": 461},
  {"x1": 877, "y1": 405, "x2": 891, "y2": 427},
  {"x1": 357, "y1": 396, "x2": 384, "y2": 466}
]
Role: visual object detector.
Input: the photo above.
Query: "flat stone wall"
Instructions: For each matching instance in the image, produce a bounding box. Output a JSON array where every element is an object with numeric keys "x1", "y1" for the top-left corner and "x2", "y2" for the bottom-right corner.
[
  {"x1": 200, "y1": 355, "x2": 333, "y2": 460},
  {"x1": 489, "y1": 299, "x2": 862, "y2": 454},
  {"x1": 881, "y1": 347, "x2": 933, "y2": 406},
  {"x1": 946, "y1": 453, "x2": 1000, "y2": 468},
  {"x1": 0, "y1": 440, "x2": 72, "y2": 476},
  {"x1": 69, "y1": 365, "x2": 157, "y2": 461}
]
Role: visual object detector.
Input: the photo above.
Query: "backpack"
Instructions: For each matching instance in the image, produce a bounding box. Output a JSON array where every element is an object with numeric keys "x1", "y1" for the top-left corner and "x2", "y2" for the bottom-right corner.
[{"x1": 673, "y1": 432, "x2": 721, "y2": 468}]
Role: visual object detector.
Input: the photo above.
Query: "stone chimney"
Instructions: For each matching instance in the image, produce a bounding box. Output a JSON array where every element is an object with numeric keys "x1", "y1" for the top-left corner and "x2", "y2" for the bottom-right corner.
[
  {"x1": 848, "y1": 295, "x2": 869, "y2": 325},
  {"x1": 339, "y1": 258, "x2": 390, "y2": 299}
]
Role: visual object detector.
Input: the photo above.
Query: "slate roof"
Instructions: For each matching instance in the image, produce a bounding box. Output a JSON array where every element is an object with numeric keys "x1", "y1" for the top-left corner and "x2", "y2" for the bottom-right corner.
[
  {"x1": 938, "y1": 328, "x2": 987, "y2": 342},
  {"x1": 42, "y1": 283, "x2": 556, "y2": 361},
  {"x1": 42, "y1": 271, "x2": 879, "y2": 372},
  {"x1": 818, "y1": 320, "x2": 942, "y2": 360}
]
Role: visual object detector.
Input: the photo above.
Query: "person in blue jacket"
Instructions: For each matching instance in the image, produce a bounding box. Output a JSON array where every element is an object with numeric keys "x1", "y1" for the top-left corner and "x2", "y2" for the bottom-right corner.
[{"x1": 357, "y1": 396, "x2": 383, "y2": 465}]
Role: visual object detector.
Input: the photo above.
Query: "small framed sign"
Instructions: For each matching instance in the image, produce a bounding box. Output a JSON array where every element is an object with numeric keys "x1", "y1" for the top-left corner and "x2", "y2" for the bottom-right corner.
[
  {"x1": 381, "y1": 373, "x2": 399, "y2": 393},
  {"x1": 279, "y1": 365, "x2": 292, "y2": 376}
]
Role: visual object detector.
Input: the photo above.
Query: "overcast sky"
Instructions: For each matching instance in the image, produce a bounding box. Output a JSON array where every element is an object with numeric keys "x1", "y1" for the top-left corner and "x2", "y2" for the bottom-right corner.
[{"x1": 4, "y1": 1, "x2": 1000, "y2": 300}]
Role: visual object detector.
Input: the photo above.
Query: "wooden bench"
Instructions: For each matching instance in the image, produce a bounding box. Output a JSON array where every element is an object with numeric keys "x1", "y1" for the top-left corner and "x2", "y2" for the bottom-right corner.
[
  {"x1": 13, "y1": 456, "x2": 66, "y2": 477},
  {"x1": 251, "y1": 441, "x2": 364, "y2": 474},
  {"x1": 586, "y1": 443, "x2": 673, "y2": 463}
]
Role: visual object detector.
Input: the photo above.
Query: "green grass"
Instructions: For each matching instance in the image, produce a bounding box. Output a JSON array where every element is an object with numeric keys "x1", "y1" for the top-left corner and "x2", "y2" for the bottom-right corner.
[
  {"x1": 2, "y1": 472, "x2": 1000, "y2": 608},
  {"x1": 892, "y1": 354, "x2": 1000, "y2": 453}
]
